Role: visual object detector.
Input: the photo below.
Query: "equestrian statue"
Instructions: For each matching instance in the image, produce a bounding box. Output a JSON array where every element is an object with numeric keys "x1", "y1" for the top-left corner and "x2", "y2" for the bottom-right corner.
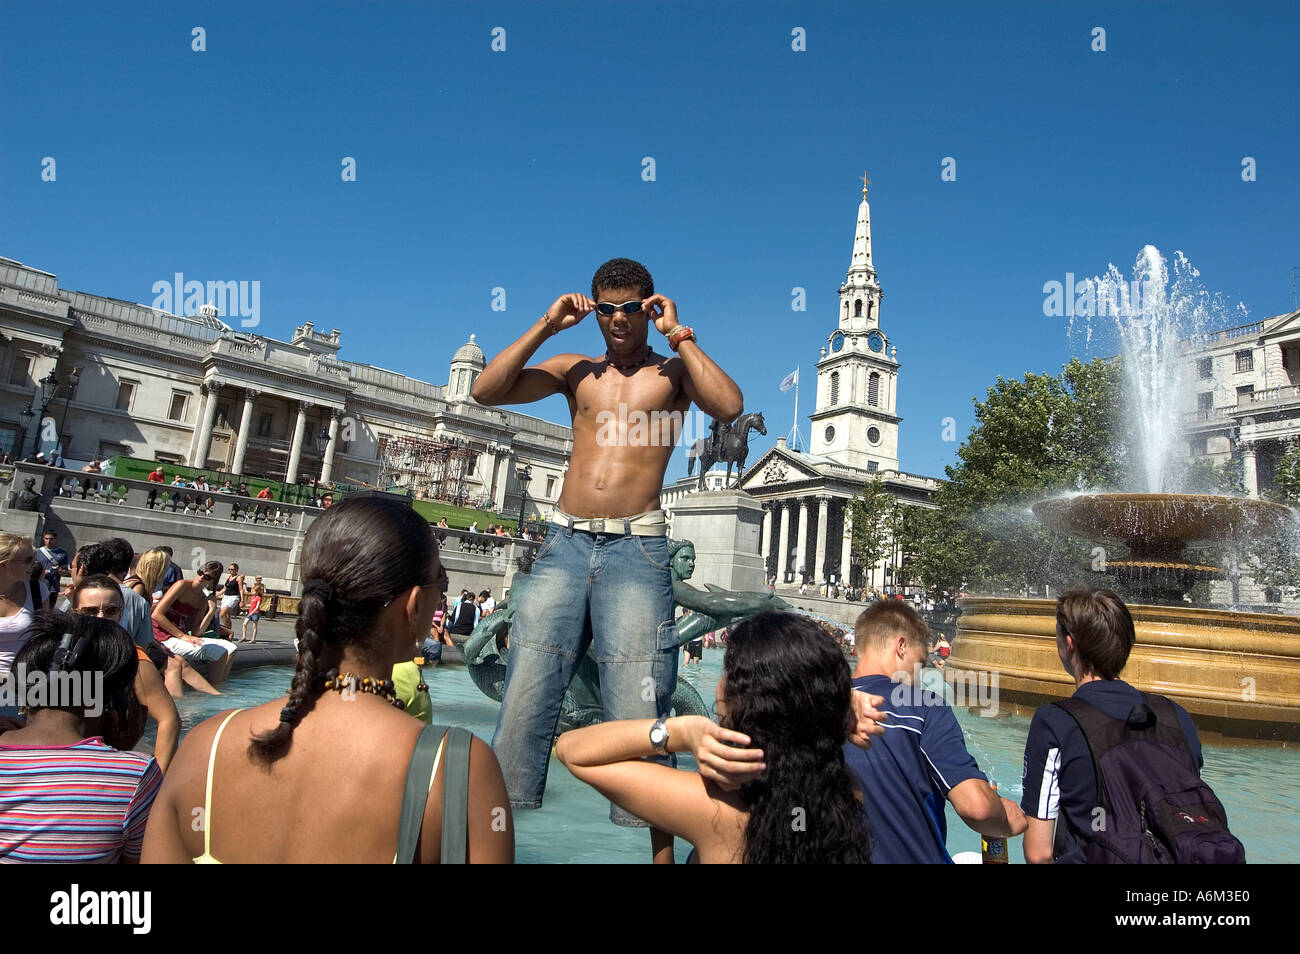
[{"x1": 687, "y1": 411, "x2": 766, "y2": 491}]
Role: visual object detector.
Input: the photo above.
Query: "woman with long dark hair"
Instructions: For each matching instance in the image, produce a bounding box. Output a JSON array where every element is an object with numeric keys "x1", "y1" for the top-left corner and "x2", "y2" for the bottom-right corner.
[
  {"x1": 142, "y1": 497, "x2": 513, "y2": 863},
  {"x1": 557, "y1": 610, "x2": 873, "y2": 863},
  {"x1": 0, "y1": 611, "x2": 159, "y2": 862}
]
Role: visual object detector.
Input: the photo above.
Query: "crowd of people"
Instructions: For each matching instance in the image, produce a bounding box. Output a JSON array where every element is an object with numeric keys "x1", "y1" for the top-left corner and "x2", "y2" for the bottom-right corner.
[
  {"x1": 0, "y1": 253, "x2": 1244, "y2": 864},
  {"x1": 0, "y1": 523, "x2": 272, "y2": 859},
  {"x1": 4, "y1": 499, "x2": 1241, "y2": 864}
]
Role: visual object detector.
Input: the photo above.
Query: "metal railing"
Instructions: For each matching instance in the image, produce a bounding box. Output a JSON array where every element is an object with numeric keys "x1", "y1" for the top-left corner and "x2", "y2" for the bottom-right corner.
[{"x1": 3, "y1": 462, "x2": 318, "y2": 530}]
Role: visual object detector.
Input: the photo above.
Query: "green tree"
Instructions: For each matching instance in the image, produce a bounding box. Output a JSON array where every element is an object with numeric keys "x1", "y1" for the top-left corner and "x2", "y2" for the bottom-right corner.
[
  {"x1": 1239, "y1": 441, "x2": 1300, "y2": 600},
  {"x1": 1271, "y1": 441, "x2": 1300, "y2": 503},
  {"x1": 918, "y1": 357, "x2": 1127, "y2": 594},
  {"x1": 848, "y1": 475, "x2": 896, "y2": 587}
]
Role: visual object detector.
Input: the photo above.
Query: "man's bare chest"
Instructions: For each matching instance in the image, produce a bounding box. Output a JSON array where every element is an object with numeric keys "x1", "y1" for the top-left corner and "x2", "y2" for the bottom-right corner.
[{"x1": 570, "y1": 365, "x2": 682, "y2": 419}]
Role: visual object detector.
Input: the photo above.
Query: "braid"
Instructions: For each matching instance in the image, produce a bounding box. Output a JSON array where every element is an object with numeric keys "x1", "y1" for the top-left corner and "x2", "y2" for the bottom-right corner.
[
  {"x1": 248, "y1": 591, "x2": 334, "y2": 764},
  {"x1": 246, "y1": 496, "x2": 437, "y2": 765}
]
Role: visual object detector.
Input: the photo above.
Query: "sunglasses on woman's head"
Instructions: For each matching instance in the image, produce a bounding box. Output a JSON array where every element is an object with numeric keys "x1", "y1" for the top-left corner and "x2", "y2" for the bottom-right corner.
[{"x1": 595, "y1": 300, "x2": 643, "y2": 317}]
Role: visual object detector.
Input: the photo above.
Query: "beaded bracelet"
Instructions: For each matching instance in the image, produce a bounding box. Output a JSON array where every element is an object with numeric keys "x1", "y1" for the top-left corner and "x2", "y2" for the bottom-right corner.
[{"x1": 542, "y1": 313, "x2": 560, "y2": 335}]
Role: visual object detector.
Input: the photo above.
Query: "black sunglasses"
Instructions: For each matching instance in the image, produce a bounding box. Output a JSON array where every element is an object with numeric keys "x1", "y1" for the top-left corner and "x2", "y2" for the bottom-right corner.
[{"x1": 595, "y1": 300, "x2": 643, "y2": 317}]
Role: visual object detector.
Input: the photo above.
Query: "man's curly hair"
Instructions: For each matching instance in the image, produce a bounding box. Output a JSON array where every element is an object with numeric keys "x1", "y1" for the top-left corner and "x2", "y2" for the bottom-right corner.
[{"x1": 591, "y1": 258, "x2": 654, "y2": 300}]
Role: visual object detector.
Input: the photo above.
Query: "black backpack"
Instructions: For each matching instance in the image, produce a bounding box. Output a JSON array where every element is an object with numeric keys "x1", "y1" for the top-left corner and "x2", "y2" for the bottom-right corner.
[{"x1": 1052, "y1": 693, "x2": 1245, "y2": 864}]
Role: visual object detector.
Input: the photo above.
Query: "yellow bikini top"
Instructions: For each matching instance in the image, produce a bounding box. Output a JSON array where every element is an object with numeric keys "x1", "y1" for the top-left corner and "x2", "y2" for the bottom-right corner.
[{"x1": 193, "y1": 709, "x2": 242, "y2": 864}]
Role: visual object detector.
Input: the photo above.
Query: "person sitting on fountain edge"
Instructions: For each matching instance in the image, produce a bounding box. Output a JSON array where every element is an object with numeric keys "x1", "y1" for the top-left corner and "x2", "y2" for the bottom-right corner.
[
  {"x1": 843, "y1": 601, "x2": 1025, "y2": 863},
  {"x1": 471, "y1": 257, "x2": 744, "y2": 861},
  {"x1": 1019, "y1": 587, "x2": 1240, "y2": 863}
]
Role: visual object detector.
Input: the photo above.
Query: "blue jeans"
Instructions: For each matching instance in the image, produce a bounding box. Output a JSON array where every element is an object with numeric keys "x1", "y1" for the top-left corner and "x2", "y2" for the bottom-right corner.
[{"x1": 492, "y1": 524, "x2": 678, "y2": 826}]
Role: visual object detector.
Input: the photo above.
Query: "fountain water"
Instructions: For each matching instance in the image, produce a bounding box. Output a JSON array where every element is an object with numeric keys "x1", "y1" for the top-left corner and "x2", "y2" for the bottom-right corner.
[{"x1": 955, "y1": 248, "x2": 1300, "y2": 744}]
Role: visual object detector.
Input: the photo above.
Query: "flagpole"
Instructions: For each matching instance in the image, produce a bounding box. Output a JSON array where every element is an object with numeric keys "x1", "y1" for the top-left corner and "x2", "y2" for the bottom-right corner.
[
  {"x1": 779, "y1": 366, "x2": 803, "y2": 451},
  {"x1": 786, "y1": 366, "x2": 805, "y2": 452}
]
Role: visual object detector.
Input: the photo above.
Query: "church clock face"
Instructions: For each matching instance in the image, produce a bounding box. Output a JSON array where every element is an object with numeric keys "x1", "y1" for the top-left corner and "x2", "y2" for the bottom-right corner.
[
  {"x1": 829, "y1": 332, "x2": 844, "y2": 352},
  {"x1": 867, "y1": 331, "x2": 885, "y2": 353}
]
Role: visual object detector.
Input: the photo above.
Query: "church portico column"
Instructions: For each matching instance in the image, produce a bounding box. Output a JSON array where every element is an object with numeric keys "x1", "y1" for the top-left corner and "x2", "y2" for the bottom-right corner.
[
  {"x1": 231, "y1": 388, "x2": 260, "y2": 476},
  {"x1": 796, "y1": 498, "x2": 810, "y2": 582},
  {"x1": 814, "y1": 495, "x2": 829, "y2": 584},
  {"x1": 190, "y1": 381, "x2": 222, "y2": 468},
  {"x1": 777, "y1": 501, "x2": 792, "y2": 583},
  {"x1": 285, "y1": 401, "x2": 310, "y2": 483},
  {"x1": 761, "y1": 505, "x2": 773, "y2": 569},
  {"x1": 320, "y1": 408, "x2": 341, "y2": 483},
  {"x1": 841, "y1": 503, "x2": 853, "y2": 584}
]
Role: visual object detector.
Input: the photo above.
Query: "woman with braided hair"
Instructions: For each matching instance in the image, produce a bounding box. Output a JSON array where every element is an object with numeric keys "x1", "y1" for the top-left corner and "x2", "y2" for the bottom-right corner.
[{"x1": 142, "y1": 496, "x2": 514, "y2": 863}]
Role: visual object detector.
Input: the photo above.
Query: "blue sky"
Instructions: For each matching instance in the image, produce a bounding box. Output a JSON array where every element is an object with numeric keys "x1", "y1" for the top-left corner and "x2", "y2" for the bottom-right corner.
[{"x1": 3, "y1": 0, "x2": 1297, "y2": 483}]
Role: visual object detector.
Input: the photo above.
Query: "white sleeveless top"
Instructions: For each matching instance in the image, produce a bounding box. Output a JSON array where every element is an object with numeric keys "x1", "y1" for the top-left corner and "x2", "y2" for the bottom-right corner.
[{"x1": 0, "y1": 580, "x2": 40, "y2": 673}]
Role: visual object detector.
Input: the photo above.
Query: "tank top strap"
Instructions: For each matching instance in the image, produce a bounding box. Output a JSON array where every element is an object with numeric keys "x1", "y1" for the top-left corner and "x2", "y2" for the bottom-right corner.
[{"x1": 203, "y1": 709, "x2": 245, "y2": 859}]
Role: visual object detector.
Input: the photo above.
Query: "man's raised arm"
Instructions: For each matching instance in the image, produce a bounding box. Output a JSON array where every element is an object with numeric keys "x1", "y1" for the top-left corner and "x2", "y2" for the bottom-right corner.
[
  {"x1": 643, "y1": 295, "x2": 744, "y2": 422},
  {"x1": 472, "y1": 294, "x2": 594, "y2": 407}
]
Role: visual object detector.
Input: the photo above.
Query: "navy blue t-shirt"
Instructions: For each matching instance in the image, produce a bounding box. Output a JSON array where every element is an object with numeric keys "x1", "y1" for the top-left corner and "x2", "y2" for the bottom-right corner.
[
  {"x1": 1020, "y1": 679, "x2": 1204, "y2": 864},
  {"x1": 843, "y1": 674, "x2": 987, "y2": 864}
]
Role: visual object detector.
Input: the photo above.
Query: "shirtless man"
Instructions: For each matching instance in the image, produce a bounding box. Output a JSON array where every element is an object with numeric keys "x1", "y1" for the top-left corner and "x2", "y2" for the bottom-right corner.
[{"x1": 473, "y1": 258, "x2": 743, "y2": 853}]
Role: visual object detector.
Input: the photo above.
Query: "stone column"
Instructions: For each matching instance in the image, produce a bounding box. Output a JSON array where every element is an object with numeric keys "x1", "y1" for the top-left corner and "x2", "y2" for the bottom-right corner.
[
  {"x1": 187, "y1": 387, "x2": 209, "y2": 463},
  {"x1": 841, "y1": 502, "x2": 853, "y2": 584},
  {"x1": 481, "y1": 443, "x2": 499, "y2": 506},
  {"x1": 190, "y1": 381, "x2": 222, "y2": 467},
  {"x1": 760, "y1": 505, "x2": 773, "y2": 567},
  {"x1": 777, "y1": 501, "x2": 791, "y2": 582},
  {"x1": 493, "y1": 453, "x2": 511, "y2": 511},
  {"x1": 1241, "y1": 441, "x2": 1259, "y2": 498},
  {"x1": 320, "y1": 408, "x2": 341, "y2": 483},
  {"x1": 231, "y1": 388, "x2": 260, "y2": 476},
  {"x1": 285, "y1": 401, "x2": 310, "y2": 483},
  {"x1": 795, "y1": 498, "x2": 809, "y2": 581},
  {"x1": 814, "y1": 495, "x2": 830, "y2": 584}
]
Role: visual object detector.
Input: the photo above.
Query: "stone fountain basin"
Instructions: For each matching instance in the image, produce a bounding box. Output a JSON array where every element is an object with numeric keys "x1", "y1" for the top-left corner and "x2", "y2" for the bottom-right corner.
[
  {"x1": 1032, "y1": 493, "x2": 1294, "y2": 547},
  {"x1": 952, "y1": 596, "x2": 1300, "y2": 746}
]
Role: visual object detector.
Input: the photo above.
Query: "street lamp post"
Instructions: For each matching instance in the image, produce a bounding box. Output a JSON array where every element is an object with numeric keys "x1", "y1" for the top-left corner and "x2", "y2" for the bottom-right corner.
[
  {"x1": 14, "y1": 405, "x2": 34, "y2": 461},
  {"x1": 29, "y1": 372, "x2": 59, "y2": 459},
  {"x1": 312, "y1": 425, "x2": 330, "y2": 506},
  {"x1": 516, "y1": 464, "x2": 532, "y2": 534},
  {"x1": 57, "y1": 368, "x2": 80, "y2": 457}
]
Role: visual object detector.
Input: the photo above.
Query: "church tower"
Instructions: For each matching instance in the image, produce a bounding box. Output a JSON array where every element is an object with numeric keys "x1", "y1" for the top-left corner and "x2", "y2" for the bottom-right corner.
[{"x1": 808, "y1": 174, "x2": 901, "y2": 472}]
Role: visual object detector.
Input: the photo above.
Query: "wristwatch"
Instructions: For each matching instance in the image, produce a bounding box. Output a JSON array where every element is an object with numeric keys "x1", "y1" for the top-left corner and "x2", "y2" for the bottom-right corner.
[{"x1": 649, "y1": 718, "x2": 670, "y2": 755}]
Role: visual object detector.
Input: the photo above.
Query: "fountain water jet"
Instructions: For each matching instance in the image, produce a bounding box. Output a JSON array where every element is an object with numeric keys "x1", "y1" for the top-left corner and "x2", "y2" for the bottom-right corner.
[{"x1": 954, "y1": 249, "x2": 1300, "y2": 744}]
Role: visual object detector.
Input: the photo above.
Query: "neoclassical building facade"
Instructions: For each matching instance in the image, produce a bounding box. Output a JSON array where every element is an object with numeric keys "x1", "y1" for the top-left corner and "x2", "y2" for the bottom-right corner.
[
  {"x1": 0, "y1": 257, "x2": 571, "y2": 520},
  {"x1": 739, "y1": 182, "x2": 940, "y2": 589},
  {"x1": 1184, "y1": 306, "x2": 1300, "y2": 498}
]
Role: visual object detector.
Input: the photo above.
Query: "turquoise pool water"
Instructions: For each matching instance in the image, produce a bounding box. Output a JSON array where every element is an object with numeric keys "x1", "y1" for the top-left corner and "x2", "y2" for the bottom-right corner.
[{"x1": 144, "y1": 656, "x2": 1300, "y2": 863}]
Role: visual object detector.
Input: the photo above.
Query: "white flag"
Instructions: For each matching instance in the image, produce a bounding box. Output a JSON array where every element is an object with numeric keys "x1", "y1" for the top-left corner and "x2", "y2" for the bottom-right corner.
[{"x1": 779, "y1": 368, "x2": 798, "y2": 392}]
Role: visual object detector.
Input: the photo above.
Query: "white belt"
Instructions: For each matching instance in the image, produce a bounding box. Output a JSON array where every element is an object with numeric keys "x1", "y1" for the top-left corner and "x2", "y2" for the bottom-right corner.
[{"x1": 554, "y1": 509, "x2": 667, "y2": 537}]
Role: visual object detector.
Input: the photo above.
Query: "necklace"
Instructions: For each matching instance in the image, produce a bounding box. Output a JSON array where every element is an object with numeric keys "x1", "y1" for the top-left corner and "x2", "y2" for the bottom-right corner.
[
  {"x1": 321, "y1": 672, "x2": 406, "y2": 710},
  {"x1": 606, "y1": 346, "x2": 652, "y2": 371}
]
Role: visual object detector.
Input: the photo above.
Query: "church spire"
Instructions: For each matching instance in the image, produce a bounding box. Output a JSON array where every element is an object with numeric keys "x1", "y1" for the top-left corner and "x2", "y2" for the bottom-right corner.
[{"x1": 848, "y1": 171, "x2": 874, "y2": 279}]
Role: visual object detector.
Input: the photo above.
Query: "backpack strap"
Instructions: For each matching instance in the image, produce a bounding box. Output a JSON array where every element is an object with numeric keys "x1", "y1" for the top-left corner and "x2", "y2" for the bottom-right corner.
[
  {"x1": 396, "y1": 723, "x2": 450, "y2": 864},
  {"x1": 395, "y1": 723, "x2": 474, "y2": 864},
  {"x1": 439, "y1": 726, "x2": 474, "y2": 865},
  {"x1": 1139, "y1": 693, "x2": 1193, "y2": 756},
  {"x1": 1050, "y1": 697, "x2": 1126, "y2": 860}
]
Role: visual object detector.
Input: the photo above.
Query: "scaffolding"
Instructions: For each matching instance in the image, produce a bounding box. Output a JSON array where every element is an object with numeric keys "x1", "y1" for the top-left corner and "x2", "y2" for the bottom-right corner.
[{"x1": 377, "y1": 434, "x2": 477, "y2": 506}]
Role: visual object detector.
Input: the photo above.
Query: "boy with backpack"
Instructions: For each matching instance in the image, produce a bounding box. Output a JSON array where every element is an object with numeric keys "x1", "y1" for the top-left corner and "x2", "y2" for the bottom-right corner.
[
  {"x1": 1021, "y1": 587, "x2": 1244, "y2": 864},
  {"x1": 448, "y1": 589, "x2": 481, "y2": 638}
]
